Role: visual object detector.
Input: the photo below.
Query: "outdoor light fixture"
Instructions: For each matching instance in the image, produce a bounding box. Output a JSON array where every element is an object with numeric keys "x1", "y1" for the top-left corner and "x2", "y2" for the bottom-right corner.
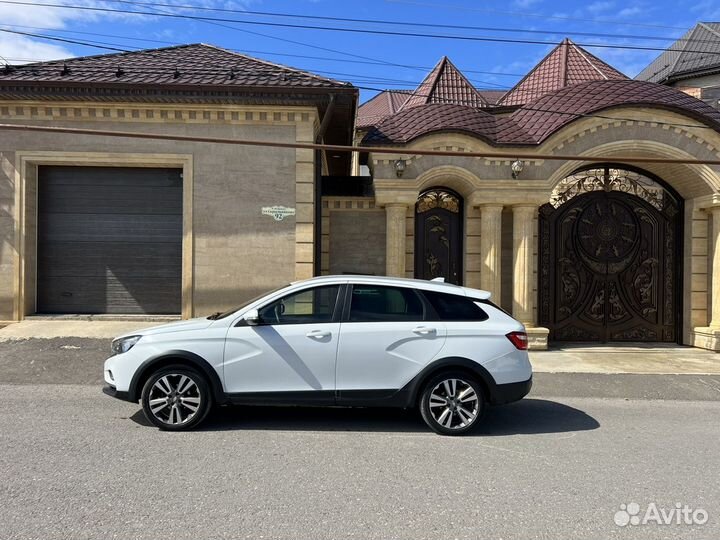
[
  {"x1": 394, "y1": 159, "x2": 406, "y2": 178},
  {"x1": 511, "y1": 159, "x2": 525, "y2": 179}
]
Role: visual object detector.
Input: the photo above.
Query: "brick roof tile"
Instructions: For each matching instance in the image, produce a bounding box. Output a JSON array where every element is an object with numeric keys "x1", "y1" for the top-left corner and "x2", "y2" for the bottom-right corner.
[
  {"x1": 356, "y1": 90, "x2": 412, "y2": 129},
  {"x1": 498, "y1": 39, "x2": 627, "y2": 106},
  {"x1": 0, "y1": 43, "x2": 351, "y2": 89},
  {"x1": 400, "y1": 57, "x2": 488, "y2": 110},
  {"x1": 362, "y1": 80, "x2": 720, "y2": 146}
]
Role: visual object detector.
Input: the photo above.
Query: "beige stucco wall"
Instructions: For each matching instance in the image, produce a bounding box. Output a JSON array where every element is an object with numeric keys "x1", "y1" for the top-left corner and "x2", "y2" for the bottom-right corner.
[
  {"x1": 0, "y1": 102, "x2": 318, "y2": 321},
  {"x1": 322, "y1": 197, "x2": 386, "y2": 276}
]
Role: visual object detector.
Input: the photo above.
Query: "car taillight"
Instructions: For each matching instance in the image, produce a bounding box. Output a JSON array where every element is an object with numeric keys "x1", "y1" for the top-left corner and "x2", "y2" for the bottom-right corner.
[{"x1": 506, "y1": 331, "x2": 528, "y2": 350}]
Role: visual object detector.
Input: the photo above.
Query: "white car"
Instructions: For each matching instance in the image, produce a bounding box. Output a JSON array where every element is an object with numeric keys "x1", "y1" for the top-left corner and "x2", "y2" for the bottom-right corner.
[{"x1": 103, "y1": 276, "x2": 532, "y2": 435}]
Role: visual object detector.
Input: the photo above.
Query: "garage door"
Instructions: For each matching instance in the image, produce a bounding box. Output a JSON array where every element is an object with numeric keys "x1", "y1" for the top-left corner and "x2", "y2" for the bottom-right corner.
[{"x1": 37, "y1": 166, "x2": 183, "y2": 314}]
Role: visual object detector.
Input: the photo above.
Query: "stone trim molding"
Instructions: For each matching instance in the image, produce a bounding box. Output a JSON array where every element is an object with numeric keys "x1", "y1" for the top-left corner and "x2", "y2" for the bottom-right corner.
[{"x1": 0, "y1": 100, "x2": 317, "y2": 126}]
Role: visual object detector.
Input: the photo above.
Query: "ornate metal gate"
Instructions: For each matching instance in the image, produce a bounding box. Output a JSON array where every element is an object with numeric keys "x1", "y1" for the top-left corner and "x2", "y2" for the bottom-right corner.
[
  {"x1": 538, "y1": 167, "x2": 681, "y2": 343},
  {"x1": 415, "y1": 188, "x2": 463, "y2": 285}
]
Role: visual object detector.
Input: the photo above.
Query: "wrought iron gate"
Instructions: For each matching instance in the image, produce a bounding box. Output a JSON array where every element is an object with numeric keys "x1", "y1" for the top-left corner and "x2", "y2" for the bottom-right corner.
[
  {"x1": 415, "y1": 188, "x2": 463, "y2": 285},
  {"x1": 538, "y1": 167, "x2": 681, "y2": 343}
]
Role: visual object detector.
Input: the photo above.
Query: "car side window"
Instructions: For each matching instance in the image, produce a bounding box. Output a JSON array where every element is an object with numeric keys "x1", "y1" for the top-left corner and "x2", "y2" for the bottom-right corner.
[
  {"x1": 258, "y1": 285, "x2": 339, "y2": 325},
  {"x1": 348, "y1": 285, "x2": 424, "y2": 322},
  {"x1": 422, "y1": 291, "x2": 489, "y2": 321}
]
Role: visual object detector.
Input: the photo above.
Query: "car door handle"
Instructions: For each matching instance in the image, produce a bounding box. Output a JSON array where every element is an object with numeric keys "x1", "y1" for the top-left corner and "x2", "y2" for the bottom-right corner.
[
  {"x1": 412, "y1": 326, "x2": 436, "y2": 335},
  {"x1": 306, "y1": 330, "x2": 331, "y2": 338}
]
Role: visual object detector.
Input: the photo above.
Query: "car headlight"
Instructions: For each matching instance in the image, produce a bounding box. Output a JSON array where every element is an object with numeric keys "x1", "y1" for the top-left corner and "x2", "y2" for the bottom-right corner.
[{"x1": 111, "y1": 335, "x2": 142, "y2": 356}]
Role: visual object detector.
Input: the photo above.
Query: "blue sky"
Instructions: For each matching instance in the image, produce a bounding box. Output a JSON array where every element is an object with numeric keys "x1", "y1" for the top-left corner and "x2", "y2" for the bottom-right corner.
[{"x1": 1, "y1": 0, "x2": 720, "y2": 102}]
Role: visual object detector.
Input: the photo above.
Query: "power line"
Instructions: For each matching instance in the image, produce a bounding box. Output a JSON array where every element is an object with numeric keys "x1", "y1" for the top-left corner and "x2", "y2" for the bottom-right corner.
[
  {"x1": 1, "y1": 1, "x2": 718, "y2": 56},
  {"x1": 102, "y1": 0, "x2": 700, "y2": 45},
  {"x1": 0, "y1": 26, "x2": 510, "y2": 88},
  {"x1": 0, "y1": 22, "x2": 526, "y2": 77},
  {"x1": 1, "y1": 122, "x2": 719, "y2": 165},
  {"x1": 385, "y1": 0, "x2": 691, "y2": 31},
  {"x1": 0, "y1": 28, "x2": 130, "y2": 52}
]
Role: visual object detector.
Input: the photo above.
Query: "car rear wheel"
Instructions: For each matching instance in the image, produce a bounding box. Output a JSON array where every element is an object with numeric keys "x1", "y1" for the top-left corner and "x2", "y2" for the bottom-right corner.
[
  {"x1": 419, "y1": 372, "x2": 485, "y2": 435},
  {"x1": 141, "y1": 366, "x2": 212, "y2": 431}
]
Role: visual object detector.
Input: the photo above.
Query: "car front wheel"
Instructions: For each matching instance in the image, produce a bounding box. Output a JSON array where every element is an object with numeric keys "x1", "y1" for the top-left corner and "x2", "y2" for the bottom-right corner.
[
  {"x1": 419, "y1": 373, "x2": 485, "y2": 435},
  {"x1": 141, "y1": 366, "x2": 212, "y2": 430}
]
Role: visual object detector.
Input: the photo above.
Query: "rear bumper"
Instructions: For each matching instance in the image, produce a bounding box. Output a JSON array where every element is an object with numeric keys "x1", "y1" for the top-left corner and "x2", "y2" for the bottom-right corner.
[
  {"x1": 490, "y1": 376, "x2": 532, "y2": 405},
  {"x1": 102, "y1": 384, "x2": 133, "y2": 402}
]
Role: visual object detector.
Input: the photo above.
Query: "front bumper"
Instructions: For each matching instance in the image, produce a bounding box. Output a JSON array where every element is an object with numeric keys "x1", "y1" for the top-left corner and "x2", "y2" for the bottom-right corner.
[
  {"x1": 102, "y1": 384, "x2": 133, "y2": 402},
  {"x1": 490, "y1": 376, "x2": 532, "y2": 405}
]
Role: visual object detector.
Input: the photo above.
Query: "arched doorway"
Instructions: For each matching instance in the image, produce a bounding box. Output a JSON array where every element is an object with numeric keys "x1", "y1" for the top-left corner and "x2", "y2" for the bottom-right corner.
[
  {"x1": 538, "y1": 166, "x2": 682, "y2": 343},
  {"x1": 414, "y1": 188, "x2": 463, "y2": 285}
]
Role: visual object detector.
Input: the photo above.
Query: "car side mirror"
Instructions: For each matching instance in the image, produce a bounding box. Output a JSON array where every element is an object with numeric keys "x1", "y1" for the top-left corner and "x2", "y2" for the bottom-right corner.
[{"x1": 243, "y1": 309, "x2": 261, "y2": 326}]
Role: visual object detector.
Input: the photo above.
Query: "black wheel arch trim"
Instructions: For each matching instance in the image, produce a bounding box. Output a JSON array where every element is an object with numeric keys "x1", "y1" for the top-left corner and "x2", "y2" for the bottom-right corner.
[
  {"x1": 400, "y1": 357, "x2": 497, "y2": 406},
  {"x1": 127, "y1": 350, "x2": 225, "y2": 403}
]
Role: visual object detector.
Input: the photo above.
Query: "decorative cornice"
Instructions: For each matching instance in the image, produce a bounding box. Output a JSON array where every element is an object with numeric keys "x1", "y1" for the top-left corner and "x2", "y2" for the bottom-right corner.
[{"x1": 0, "y1": 102, "x2": 316, "y2": 125}]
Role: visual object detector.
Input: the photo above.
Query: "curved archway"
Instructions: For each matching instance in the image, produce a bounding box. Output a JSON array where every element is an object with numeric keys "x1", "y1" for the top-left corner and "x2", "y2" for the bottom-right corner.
[
  {"x1": 414, "y1": 187, "x2": 464, "y2": 285},
  {"x1": 538, "y1": 165, "x2": 683, "y2": 343}
]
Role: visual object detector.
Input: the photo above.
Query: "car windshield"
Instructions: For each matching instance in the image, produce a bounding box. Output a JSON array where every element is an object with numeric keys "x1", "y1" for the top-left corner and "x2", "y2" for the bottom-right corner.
[{"x1": 207, "y1": 284, "x2": 290, "y2": 320}]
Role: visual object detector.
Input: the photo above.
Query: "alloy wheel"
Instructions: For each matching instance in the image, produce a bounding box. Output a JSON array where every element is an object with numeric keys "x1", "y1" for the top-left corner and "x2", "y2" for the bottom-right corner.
[
  {"x1": 147, "y1": 373, "x2": 203, "y2": 426},
  {"x1": 428, "y1": 378, "x2": 480, "y2": 430}
]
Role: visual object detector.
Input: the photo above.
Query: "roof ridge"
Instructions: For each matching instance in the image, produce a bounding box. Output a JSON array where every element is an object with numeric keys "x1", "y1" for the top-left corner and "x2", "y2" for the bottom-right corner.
[
  {"x1": 667, "y1": 25, "x2": 699, "y2": 76},
  {"x1": 699, "y1": 22, "x2": 720, "y2": 40},
  {"x1": 570, "y1": 42, "x2": 609, "y2": 80},
  {"x1": 442, "y1": 56, "x2": 488, "y2": 105},
  {"x1": 497, "y1": 42, "x2": 564, "y2": 105}
]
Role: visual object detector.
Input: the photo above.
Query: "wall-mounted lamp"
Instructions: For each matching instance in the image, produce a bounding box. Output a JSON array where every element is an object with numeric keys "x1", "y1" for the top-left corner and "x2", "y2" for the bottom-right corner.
[
  {"x1": 511, "y1": 159, "x2": 525, "y2": 179},
  {"x1": 394, "y1": 159, "x2": 407, "y2": 178}
]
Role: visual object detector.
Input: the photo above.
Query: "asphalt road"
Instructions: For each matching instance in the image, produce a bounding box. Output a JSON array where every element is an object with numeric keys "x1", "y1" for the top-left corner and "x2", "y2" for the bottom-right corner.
[{"x1": 1, "y1": 383, "x2": 719, "y2": 540}]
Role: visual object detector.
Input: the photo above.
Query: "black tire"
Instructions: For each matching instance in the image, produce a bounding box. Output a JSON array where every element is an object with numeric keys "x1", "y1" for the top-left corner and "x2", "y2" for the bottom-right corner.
[
  {"x1": 419, "y1": 372, "x2": 485, "y2": 435},
  {"x1": 140, "y1": 366, "x2": 213, "y2": 431}
]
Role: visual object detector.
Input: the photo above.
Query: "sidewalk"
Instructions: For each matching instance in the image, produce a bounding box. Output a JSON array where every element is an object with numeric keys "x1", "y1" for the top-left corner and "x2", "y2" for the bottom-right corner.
[{"x1": 530, "y1": 345, "x2": 720, "y2": 374}]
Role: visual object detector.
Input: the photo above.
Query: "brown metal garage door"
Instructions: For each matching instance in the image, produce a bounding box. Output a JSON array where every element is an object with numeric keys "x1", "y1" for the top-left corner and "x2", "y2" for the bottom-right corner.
[{"x1": 37, "y1": 166, "x2": 183, "y2": 314}]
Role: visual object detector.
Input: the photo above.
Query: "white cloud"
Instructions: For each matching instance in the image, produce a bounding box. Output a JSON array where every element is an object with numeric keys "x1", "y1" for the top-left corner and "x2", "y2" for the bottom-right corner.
[
  {"x1": 0, "y1": 0, "x2": 262, "y2": 64},
  {"x1": 587, "y1": 1, "x2": 615, "y2": 14},
  {"x1": 513, "y1": 0, "x2": 542, "y2": 8},
  {"x1": 618, "y1": 7, "x2": 642, "y2": 17},
  {"x1": 0, "y1": 34, "x2": 72, "y2": 64}
]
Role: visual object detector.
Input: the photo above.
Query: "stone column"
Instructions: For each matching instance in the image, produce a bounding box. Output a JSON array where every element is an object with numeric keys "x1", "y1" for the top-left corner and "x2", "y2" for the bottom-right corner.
[
  {"x1": 512, "y1": 204, "x2": 538, "y2": 325},
  {"x1": 709, "y1": 206, "x2": 720, "y2": 328},
  {"x1": 385, "y1": 203, "x2": 408, "y2": 277},
  {"x1": 479, "y1": 204, "x2": 503, "y2": 299}
]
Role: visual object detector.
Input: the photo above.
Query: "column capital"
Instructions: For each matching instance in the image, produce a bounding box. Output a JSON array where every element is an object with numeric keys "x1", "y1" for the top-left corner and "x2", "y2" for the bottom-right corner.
[
  {"x1": 511, "y1": 203, "x2": 539, "y2": 216},
  {"x1": 384, "y1": 202, "x2": 409, "y2": 209},
  {"x1": 475, "y1": 202, "x2": 504, "y2": 210},
  {"x1": 696, "y1": 193, "x2": 720, "y2": 211}
]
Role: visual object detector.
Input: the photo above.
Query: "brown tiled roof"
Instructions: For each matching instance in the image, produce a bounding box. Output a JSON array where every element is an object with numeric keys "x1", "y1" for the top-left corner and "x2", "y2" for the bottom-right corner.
[
  {"x1": 0, "y1": 43, "x2": 351, "y2": 89},
  {"x1": 363, "y1": 103, "x2": 497, "y2": 144},
  {"x1": 363, "y1": 80, "x2": 720, "y2": 146},
  {"x1": 498, "y1": 39, "x2": 627, "y2": 106},
  {"x1": 637, "y1": 23, "x2": 720, "y2": 84},
  {"x1": 400, "y1": 56, "x2": 488, "y2": 110},
  {"x1": 477, "y1": 89, "x2": 507, "y2": 105},
  {"x1": 356, "y1": 90, "x2": 412, "y2": 129}
]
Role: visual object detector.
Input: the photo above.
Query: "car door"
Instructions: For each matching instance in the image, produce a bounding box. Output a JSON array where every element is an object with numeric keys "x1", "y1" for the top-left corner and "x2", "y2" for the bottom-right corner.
[
  {"x1": 223, "y1": 284, "x2": 342, "y2": 400},
  {"x1": 335, "y1": 284, "x2": 447, "y2": 394}
]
